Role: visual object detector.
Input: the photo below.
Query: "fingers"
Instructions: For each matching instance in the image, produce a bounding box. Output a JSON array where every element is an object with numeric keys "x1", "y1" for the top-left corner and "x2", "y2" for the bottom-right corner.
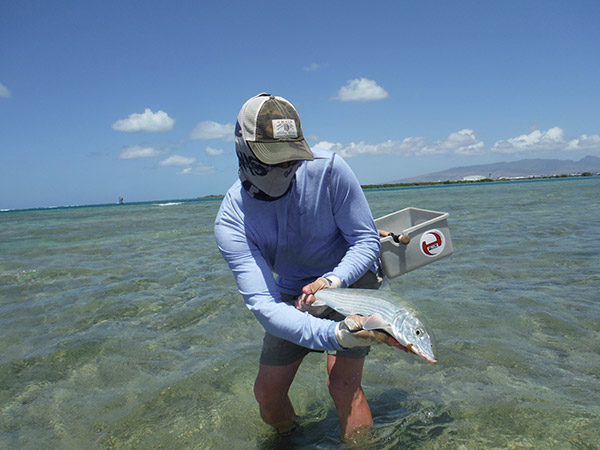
[
  {"x1": 343, "y1": 315, "x2": 410, "y2": 351},
  {"x1": 352, "y1": 330, "x2": 384, "y2": 344},
  {"x1": 306, "y1": 277, "x2": 329, "y2": 294},
  {"x1": 297, "y1": 277, "x2": 330, "y2": 312},
  {"x1": 296, "y1": 293, "x2": 330, "y2": 316},
  {"x1": 295, "y1": 293, "x2": 315, "y2": 311},
  {"x1": 342, "y1": 314, "x2": 367, "y2": 331},
  {"x1": 297, "y1": 278, "x2": 328, "y2": 310}
]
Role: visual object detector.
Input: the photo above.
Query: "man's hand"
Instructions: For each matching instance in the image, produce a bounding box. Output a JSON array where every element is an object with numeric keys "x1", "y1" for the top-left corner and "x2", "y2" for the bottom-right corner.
[
  {"x1": 295, "y1": 276, "x2": 340, "y2": 314},
  {"x1": 335, "y1": 314, "x2": 409, "y2": 352}
]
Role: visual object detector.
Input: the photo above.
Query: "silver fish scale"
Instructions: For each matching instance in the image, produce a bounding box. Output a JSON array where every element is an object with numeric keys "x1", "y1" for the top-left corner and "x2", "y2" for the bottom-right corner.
[
  {"x1": 313, "y1": 287, "x2": 437, "y2": 363},
  {"x1": 314, "y1": 288, "x2": 416, "y2": 322}
]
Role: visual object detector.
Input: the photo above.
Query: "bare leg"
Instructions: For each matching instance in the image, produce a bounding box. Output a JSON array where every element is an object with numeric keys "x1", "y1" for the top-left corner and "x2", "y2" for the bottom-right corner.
[
  {"x1": 327, "y1": 354, "x2": 373, "y2": 440},
  {"x1": 254, "y1": 358, "x2": 303, "y2": 433}
]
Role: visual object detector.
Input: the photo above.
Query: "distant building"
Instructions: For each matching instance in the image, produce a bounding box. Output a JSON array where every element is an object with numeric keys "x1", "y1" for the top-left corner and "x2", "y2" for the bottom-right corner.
[{"x1": 462, "y1": 175, "x2": 486, "y2": 181}]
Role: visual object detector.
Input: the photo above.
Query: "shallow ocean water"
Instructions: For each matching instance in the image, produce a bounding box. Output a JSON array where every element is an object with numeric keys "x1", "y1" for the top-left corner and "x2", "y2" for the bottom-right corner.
[{"x1": 1, "y1": 177, "x2": 599, "y2": 449}]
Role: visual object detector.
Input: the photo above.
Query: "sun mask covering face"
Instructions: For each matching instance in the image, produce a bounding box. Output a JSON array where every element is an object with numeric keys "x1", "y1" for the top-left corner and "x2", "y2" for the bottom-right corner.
[{"x1": 236, "y1": 124, "x2": 301, "y2": 200}]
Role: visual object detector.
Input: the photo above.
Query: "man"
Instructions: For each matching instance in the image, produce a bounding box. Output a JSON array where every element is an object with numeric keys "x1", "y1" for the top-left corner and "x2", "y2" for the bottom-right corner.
[{"x1": 214, "y1": 93, "x2": 404, "y2": 441}]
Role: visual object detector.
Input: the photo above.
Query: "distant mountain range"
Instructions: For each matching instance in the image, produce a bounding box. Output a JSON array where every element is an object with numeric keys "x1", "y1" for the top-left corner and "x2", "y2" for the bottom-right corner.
[{"x1": 389, "y1": 155, "x2": 600, "y2": 183}]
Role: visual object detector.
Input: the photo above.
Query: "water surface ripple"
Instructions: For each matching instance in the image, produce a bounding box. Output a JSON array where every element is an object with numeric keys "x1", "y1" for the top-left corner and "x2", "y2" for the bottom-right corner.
[{"x1": 1, "y1": 178, "x2": 598, "y2": 449}]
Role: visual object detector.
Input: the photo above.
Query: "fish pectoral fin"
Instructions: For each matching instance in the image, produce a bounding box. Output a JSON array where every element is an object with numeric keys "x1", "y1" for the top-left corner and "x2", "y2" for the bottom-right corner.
[{"x1": 362, "y1": 313, "x2": 391, "y2": 331}]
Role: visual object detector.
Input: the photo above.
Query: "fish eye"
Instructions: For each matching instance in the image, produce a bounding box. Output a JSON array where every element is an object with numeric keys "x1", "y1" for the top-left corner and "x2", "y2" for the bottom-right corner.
[{"x1": 415, "y1": 328, "x2": 423, "y2": 336}]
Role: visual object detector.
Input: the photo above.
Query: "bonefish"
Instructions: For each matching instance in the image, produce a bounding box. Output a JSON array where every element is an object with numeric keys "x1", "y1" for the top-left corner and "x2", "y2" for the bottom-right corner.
[{"x1": 314, "y1": 287, "x2": 437, "y2": 363}]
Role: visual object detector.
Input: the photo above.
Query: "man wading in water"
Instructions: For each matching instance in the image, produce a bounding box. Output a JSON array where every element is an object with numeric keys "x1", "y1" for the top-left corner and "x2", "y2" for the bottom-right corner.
[{"x1": 215, "y1": 93, "x2": 405, "y2": 442}]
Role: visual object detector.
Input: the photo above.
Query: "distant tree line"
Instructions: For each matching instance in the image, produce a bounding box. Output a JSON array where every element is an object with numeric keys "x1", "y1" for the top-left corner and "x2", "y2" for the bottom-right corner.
[{"x1": 361, "y1": 172, "x2": 598, "y2": 190}]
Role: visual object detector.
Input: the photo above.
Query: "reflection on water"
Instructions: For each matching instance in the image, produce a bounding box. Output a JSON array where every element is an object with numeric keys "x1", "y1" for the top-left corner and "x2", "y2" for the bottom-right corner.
[{"x1": 1, "y1": 178, "x2": 599, "y2": 449}]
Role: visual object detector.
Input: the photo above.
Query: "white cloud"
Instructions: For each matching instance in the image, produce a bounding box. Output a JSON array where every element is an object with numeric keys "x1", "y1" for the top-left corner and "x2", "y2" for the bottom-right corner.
[
  {"x1": 315, "y1": 127, "x2": 600, "y2": 159},
  {"x1": 566, "y1": 134, "x2": 600, "y2": 151},
  {"x1": 206, "y1": 146, "x2": 224, "y2": 156},
  {"x1": 435, "y1": 129, "x2": 485, "y2": 156},
  {"x1": 316, "y1": 129, "x2": 484, "y2": 158},
  {"x1": 492, "y1": 127, "x2": 600, "y2": 154},
  {"x1": 0, "y1": 83, "x2": 11, "y2": 98},
  {"x1": 118, "y1": 145, "x2": 165, "y2": 159},
  {"x1": 492, "y1": 127, "x2": 563, "y2": 153},
  {"x1": 158, "y1": 155, "x2": 214, "y2": 175},
  {"x1": 158, "y1": 154, "x2": 197, "y2": 167},
  {"x1": 190, "y1": 121, "x2": 234, "y2": 141},
  {"x1": 313, "y1": 141, "x2": 337, "y2": 151},
  {"x1": 334, "y1": 78, "x2": 389, "y2": 102},
  {"x1": 303, "y1": 62, "x2": 322, "y2": 72},
  {"x1": 178, "y1": 162, "x2": 214, "y2": 175},
  {"x1": 112, "y1": 108, "x2": 175, "y2": 132}
]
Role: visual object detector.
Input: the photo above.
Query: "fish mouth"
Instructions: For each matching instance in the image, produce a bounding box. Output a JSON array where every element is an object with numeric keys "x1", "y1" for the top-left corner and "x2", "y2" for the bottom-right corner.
[
  {"x1": 407, "y1": 343, "x2": 437, "y2": 364},
  {"x1": 422, "y1": 353, "x2": 438, "y2": 364}
]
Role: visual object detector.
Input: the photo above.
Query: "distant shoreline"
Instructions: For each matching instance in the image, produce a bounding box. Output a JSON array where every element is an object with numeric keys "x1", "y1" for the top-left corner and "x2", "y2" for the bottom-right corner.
[
  {"x1": 197, "y1": 194, "x2": 225, "y2": 199},
  {"x1": 3, "y1": 173, "x2": 598, "y2": 213},
  {"x1": 361, "y1": 172, "x2": 599, "y2": 190}
]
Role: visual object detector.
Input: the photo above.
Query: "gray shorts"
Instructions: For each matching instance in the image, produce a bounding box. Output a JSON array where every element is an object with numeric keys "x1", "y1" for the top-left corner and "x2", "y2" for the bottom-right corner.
[{"x1": 259, "y1": 270, "x2": 383, "y2": 366}]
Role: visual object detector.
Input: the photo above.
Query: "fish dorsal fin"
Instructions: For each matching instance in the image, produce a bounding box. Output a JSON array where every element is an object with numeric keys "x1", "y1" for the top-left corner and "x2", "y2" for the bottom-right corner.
[{"x1": 362, "y1": 313, "x2": 390, "y2": 331}]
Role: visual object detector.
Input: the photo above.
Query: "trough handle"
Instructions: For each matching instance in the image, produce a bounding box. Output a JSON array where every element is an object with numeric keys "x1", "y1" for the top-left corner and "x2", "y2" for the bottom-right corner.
[{"x1": 378, "y1": 229, "x2": 411, "y2": 244}]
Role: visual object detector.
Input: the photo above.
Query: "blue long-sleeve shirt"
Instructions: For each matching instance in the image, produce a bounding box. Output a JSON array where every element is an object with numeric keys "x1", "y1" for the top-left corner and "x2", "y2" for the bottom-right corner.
[{"x1": 214, "y1": 148, "x2": 380, "y2": 351}]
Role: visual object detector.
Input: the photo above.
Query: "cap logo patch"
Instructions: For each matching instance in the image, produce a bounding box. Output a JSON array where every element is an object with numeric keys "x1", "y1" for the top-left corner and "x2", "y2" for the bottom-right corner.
[{"x1": 272, "y1": 119, "x2": 298, "y2": 139}]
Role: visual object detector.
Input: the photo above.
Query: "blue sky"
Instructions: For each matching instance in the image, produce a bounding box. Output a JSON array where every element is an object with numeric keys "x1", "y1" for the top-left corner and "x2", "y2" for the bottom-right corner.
[{"x1": 1, "y1": 0, "x2": 599, "y2": 210}]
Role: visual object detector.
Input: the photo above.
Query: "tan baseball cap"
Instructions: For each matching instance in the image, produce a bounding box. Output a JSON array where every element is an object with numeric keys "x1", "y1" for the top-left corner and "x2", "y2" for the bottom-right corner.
[{"x1": 238, "y1": 93, "x2": 315, "y2": 165}]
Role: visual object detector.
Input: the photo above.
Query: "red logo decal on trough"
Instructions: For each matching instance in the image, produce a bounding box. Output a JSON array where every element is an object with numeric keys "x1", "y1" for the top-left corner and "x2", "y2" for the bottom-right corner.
[{"x1": 420, "y1": 229, "x2": 445, "y2": 257}]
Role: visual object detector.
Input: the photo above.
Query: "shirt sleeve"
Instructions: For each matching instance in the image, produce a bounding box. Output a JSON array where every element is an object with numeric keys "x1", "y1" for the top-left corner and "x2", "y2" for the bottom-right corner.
[
  {"x1": 322, "y1": 153, "x2": 381, "y2": 286},
  {"x1": 214, "y1": 194, "x2": 344, "y2": 351}
]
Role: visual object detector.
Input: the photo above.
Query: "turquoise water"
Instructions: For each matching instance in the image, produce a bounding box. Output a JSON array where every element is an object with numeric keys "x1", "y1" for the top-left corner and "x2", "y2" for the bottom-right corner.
[{"x1": 1, "y1": 178, "x2": 599, "y2": 449}]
